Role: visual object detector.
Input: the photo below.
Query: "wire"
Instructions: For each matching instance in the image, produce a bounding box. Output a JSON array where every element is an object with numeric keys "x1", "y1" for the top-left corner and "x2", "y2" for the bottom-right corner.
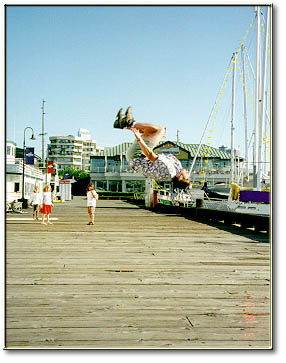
[{"x1": 187, "y1": 54, "x2": 234, "y2": 177}]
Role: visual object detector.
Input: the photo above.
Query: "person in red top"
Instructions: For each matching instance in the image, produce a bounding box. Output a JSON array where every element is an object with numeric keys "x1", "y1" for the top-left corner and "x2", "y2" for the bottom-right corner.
[{"x1": 40, "y1": 184, "x2": 54, "y2": 225}]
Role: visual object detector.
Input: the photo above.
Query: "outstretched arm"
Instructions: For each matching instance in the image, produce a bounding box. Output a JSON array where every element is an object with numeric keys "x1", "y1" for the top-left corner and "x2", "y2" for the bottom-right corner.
[{"x1": 130, "y1": 127, "x2": 159, "y2": 163}]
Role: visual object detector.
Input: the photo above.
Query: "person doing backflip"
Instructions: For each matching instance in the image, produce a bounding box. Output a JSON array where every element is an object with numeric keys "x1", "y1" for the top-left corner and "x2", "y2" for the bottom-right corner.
[{"x1": 113, "y1": 106, "x2": 191, "y2": 190}]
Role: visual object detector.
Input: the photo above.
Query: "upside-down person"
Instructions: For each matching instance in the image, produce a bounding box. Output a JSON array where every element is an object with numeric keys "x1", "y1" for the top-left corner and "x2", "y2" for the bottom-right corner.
[{"x1": 113, "y1": 106, "x2": 191, "y2": 190}]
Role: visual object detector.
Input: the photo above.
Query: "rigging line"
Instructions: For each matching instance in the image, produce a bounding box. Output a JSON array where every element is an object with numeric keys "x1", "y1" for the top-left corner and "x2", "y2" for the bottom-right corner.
[
  {"x1": 248, "y1": 122, "x2": 270, "y2": 153},
  {"x1": 244, "y1": 46, "x2": 271, "y2": 130},
  {"x1": 245, "y1": 47, "x2": 256, "y2": 80},
  {"x1": 248, "y1": 131, "x2": 254, "y2": 150},
  {"x1": 217, "y1": 102, "x2": 232, "y2": 147},
  {"x1": 265, "y1": 108, "x2": 271, "y2": 129},
  {"x1": 261, "y1": 9, "x2": 269, "y2": 26},
  {"x1": 242, "y1": 160, "x2": 270, "y2": 164},
  {"x1": 245, "y1": 14, "x2": 257, "y2": 51},
  {"x1": 240, "y1": 14, "x2": 257, "y2": 55},
  {"x1": 187, "y1": 54, "x2": 234, "y2": 177},
  {"x1": 248, "y1": 121, "x2": 270, "y2": 152},
  {"x1": 245, "y1": 26, "x2": 271, "y2": 83}
]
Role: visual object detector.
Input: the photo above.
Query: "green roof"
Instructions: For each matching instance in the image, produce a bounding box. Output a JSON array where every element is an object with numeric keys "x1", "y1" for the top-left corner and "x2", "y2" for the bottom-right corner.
[
  {"x1": 167, "y1": 141, "x2": 232, "y2": 159},
  {"x1": 93, "y1": 141, "x2": 232, "y2": 160},
  {"x1": 94, "y1": 142, "x2": 133, "y2": 157}
]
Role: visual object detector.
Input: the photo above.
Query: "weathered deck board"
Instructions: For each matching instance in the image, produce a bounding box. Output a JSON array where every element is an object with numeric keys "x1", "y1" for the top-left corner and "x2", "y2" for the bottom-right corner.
[{"x1": 5, "y1": 197, "x2": 271, "y2": 349}]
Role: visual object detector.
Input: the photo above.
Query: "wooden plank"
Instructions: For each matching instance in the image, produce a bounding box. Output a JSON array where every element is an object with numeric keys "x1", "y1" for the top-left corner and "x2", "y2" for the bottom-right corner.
[
  {"x1": 6, "y1": 326, "x2": 271, "y2": 341},
  {"x1": 6, "y1": 314, "x2": 270, "y2": 329},
  {"x1": 6, "y1": 339, "x2": 271, "y2": 349},
  {"x1": 6, "y1": 284, "x2": 270, "y2": 299},
  {"x1": 5, "y1": 197, "x2": 271, "y2": 349}
]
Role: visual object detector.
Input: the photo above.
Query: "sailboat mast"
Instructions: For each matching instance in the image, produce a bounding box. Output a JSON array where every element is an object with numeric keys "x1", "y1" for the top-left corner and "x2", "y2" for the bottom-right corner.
[
  {"x1": 241, "y1": 44, "x2": 249, "y2": 180},
  {"x1": 258, "y1": 5, "x2": 270, "y2": 183},
  {"x1": 264, "y1": 91, "x2": 268, "y2": 174},
  {"x1": 230, "y1": 52, "x2": 237, "y2": 183},
  {"x1": 254, "y1": 6, "x2": 262, "y2": 190}
]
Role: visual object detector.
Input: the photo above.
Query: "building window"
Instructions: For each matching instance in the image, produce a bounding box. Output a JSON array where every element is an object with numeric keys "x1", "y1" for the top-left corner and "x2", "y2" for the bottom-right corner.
[
  {"x1": 14, "y1": 183, "x2": 20, "y2": 192},
  {"x1": 109, "y1": 180, "x2": 122, "y2": 192},
  {"x1": 126, "y1": 181, "x2": 145, "y2": 193}
]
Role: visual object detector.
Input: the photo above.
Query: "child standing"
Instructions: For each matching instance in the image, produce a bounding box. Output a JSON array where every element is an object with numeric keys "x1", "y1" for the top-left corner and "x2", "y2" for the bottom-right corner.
[
  {"x1": 31, "y1": 186, "x2": 42, "y2": 220},
  {"x1": 86, "y1": 183, "x2": 98, "y2": 225},
  {"x1": 40, "y1": 184, "x2": 54, "y2": 225}
]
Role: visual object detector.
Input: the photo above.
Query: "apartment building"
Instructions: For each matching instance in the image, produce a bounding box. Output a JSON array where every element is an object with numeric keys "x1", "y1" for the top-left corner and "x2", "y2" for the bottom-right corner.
[{"x1": 48, "y1": 129, "x2": 102, "y2": 172}]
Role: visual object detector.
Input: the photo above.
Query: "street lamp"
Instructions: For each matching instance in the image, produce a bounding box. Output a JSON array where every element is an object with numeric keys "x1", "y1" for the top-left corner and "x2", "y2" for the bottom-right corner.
[{"x1": 22, "y1": 127, "x2": 36, "y2": 208}]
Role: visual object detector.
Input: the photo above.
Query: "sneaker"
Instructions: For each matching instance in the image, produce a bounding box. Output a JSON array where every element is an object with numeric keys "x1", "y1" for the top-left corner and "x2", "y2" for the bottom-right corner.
[
  {"x1": 124, "y1": 106, "x2": 134, "y2": 126},
  {"x1": 113, "y1": 106, "x2": 134, "y2": 129},
  {"x1": 113, "y1": 108, "x2": 124, "y2": 129}
]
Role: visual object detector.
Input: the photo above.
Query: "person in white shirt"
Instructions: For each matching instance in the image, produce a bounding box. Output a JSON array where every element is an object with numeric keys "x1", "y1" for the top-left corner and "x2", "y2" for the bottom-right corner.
[
  {"x1": 86, "y1": 183, "x2": 98, "y2": 225},
  {"x1": 31, "y1": 186, "x2": 42, "y2": 220},
  {"x1": 40, "y1": 184, "x2": 54, "y2": 225}
]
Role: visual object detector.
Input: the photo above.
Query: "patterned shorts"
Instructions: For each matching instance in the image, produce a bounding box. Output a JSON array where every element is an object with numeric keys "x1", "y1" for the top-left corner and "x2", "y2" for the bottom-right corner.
[{"x1": 88, "y1": 206, "x2": 96, "y2": 214}]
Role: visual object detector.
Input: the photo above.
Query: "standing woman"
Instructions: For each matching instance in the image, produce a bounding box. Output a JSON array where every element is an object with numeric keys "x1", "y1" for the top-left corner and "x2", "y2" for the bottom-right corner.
[
  {"x1": 31, "y1": 186, "x2": 42, "y2": 220},
  {"x1": 86, "y1": 183, "x2": 98, "y2": 225},
  {"x1": 40, "y1": 184, "x2": 54, "y2": 225}
]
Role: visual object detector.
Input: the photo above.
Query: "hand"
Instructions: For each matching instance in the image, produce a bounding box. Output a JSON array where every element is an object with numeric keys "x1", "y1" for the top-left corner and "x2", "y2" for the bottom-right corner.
[{"x1": 130, "y1": 127, "x2": 143, "y2": 141}]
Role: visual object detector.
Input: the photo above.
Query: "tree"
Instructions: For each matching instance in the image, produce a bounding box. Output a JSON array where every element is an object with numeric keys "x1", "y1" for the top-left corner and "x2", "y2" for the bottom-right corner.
[
  {"x1": 59, "y1": 168, "x2": 89, "y2": 180},
  {"x1": 59, "y1": 168, "x2": 90, "y2": 196}
]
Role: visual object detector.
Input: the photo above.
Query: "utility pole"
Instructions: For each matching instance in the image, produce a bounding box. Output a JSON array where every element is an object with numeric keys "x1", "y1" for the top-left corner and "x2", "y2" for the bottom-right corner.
[
  {"x1": 39, "y1": 100, "x2": 47, "y2": 180},
  {"x1": 176, "y1": 129, "x2": 180, "y2": 143}
]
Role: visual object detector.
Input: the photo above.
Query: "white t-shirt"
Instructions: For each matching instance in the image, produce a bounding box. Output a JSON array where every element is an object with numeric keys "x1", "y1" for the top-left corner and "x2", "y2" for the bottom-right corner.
[
  {"x1": 31, "y1": 192, "x2": 43, "y2": 205},
  {"x1": 42, "y1": 192, "x2": 52, "y2": 205},
  {"x1": 87, "y1": 190, "x2": 98, "y2": 207}
]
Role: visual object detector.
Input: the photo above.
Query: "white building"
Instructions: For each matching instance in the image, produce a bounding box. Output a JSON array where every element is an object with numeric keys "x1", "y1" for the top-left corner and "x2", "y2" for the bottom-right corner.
[
  {"x1": 6, "y1": 141, "x2": 45, "y2": 203},
  {"x1": 48, "y1": 129, "x2": 103, "y2": 172}
]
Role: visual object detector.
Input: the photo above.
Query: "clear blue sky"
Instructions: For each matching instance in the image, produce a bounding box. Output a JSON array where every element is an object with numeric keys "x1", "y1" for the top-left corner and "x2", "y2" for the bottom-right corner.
[{"x1": 6, "y1": 4, "x2": 271, "y2": 158}]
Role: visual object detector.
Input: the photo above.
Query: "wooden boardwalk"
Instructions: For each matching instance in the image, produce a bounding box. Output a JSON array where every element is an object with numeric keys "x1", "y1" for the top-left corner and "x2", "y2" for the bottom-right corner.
[{"x1": 5, "y1": 197, "x2": 271, "y2": 349}]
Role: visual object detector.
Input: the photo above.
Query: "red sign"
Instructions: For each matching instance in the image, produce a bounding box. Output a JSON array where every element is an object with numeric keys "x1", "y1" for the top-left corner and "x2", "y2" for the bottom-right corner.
[
  {"x1": 60, "y1": 180, "x2": 70, "y2": 184},
  {"x1": 47, "y1": 161, "x2": 54, "y2": 174}
]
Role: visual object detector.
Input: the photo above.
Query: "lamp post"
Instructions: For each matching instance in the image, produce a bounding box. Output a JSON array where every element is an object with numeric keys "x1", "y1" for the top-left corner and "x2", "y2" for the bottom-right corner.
[{"x1": 22, "y1": 127, "x2": 36, "y2": 207}]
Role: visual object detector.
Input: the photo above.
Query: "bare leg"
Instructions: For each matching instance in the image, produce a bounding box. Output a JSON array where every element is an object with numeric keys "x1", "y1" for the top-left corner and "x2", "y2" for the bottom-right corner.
[
  {"x1": 87, "y1": 208, "x2": 94, "y2": 225},
  {"x1": 41, "y1": 215, "x2": 46, "y2": 224},
  {"x1": 130, "y1": 122, "x2": 166, "y2": 144},
  {"x1": 47, "y1": 214, "x2": 52, "y2": 224},
  {"x1": 35, "y1": 206, "x2": 39, "y2": 220}
]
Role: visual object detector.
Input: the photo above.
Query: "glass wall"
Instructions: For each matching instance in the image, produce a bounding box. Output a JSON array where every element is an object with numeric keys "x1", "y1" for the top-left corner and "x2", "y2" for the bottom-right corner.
[
  {"x1": 91, "y1": 157, "x2": 105, "y2": 173},
  {"x1": 126, "y1": 181, "x2": 145, "y2": 193},
  {"x1": 109, "y1": 180, "x2": 122, "y2": 192},
  {"x1": 96, "y1": 180, "x2": 107, "y2": 190}
]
